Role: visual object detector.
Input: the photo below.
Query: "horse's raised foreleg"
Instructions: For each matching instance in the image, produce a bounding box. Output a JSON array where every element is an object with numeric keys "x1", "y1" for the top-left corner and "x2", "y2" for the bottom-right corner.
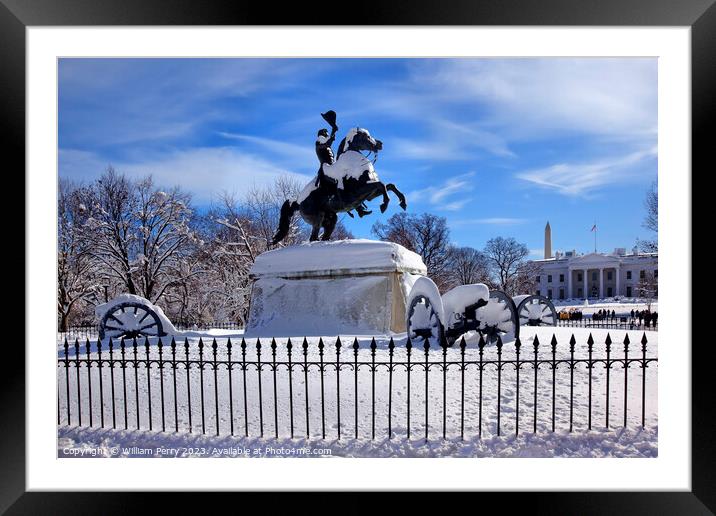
[{"x1": 386, "y1": 183, "x2": 407, "y2": 211}]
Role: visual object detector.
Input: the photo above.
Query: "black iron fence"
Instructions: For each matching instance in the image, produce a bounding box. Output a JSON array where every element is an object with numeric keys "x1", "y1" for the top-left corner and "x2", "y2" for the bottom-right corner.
[
  {"x1": 57, "y1": 332, "x2": 657, "y2": 441},
  {"x1": 59, "y1": 322, "x2": 244, "y2": 339},
  {"x1": 556, "y1": 319, "x2": 657, "y2": 330}
]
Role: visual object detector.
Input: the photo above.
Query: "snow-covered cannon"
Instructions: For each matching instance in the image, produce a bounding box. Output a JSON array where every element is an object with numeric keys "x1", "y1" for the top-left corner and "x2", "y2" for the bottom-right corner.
[
  {"x1": 406, "y1": 279, "x2": 518, "y2": 346},
  {"x1": 96, "y1": 294, "x2": 177, "y2": 340},
  {"x1": 406, "y1": 279, "x2": 557, "y2": 347}
]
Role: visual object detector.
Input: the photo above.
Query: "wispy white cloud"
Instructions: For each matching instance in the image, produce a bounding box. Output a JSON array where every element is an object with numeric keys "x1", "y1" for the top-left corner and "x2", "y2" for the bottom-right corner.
[
  {"x1": 408, "y1": 172, "x2": 475, "y2": 210},
  {"x1": 217, "y1": 132, "x2": 316, "y2": 169},
  {"x1": 59, "y1": 147, "x2": 312, "y2": 205},
  {"x1": 409, "y1": 58, "x2": 657, "y2": 143},
  {"x1": 516, "y1": 146, "x2": 657, "y2": 197}
]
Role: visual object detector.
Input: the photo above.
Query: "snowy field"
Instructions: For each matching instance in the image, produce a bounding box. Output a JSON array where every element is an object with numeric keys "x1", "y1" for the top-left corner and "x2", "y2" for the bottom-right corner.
[{"x1": 57, "y1": 326, "x2": 658, "y2": 458}]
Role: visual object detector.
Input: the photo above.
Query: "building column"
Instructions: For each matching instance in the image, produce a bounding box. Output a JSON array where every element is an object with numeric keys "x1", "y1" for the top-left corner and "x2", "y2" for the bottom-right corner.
[
  {"x1": 567, "y1": 268, "x2": 572, "y2": 299},
  {"x1": 599, "y1": 268, "x2": 604, "y2": 299},
  {"x1": 583, "y1": 269, "x2": 588, "y2": 299},
  {"x1": 615, "y1": 266, "x2": 621, "y2": 297}
]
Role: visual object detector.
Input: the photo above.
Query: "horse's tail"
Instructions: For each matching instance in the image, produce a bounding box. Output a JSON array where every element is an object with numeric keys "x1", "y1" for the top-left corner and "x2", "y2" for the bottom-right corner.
[{"x1": 271, "y1": 200, "x2": 300, "y2": 245}]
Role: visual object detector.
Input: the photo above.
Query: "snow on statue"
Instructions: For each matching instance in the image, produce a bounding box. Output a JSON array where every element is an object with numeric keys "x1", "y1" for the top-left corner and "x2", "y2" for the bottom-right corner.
[{"x1": 271, "y1": 110, "x2": 407, "y2": 244}]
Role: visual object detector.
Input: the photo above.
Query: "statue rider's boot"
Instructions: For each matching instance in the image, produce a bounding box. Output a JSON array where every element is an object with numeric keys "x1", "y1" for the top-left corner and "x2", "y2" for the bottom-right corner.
[{"x1": 356, "y1": 205, "x2": 372, "y2": 218}]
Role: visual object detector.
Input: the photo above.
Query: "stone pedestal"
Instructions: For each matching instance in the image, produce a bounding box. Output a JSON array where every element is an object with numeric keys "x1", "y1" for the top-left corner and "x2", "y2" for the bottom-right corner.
[{"x1": 245, "y1": 239, "x2": 427, "y2": 337}]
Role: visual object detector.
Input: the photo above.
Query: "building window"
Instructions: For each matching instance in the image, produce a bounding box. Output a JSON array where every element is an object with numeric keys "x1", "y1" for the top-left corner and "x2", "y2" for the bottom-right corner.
[
  {"x1": 577, "y1": 273, "x2": 583, "y2": 282},
  {"x1": 640, "y1": 270, "x2": 646, "y2": 279},
  {"x1": 592, "y1": 272, "x2": 597, "y2": 281},
  {"x1": 607, "y1": 287, "x2": 613, "y2": 297},
  {"x1": 536, "y1": 275, "x2": 540, "y2": 283},
  {"x1": 559, "y1": 274, "x2": 564, "y2": 283},
  {"x1": 559, "y1": 288, "x2": 565, "y2": 300},
  {"x1": 654, "y1": 269, "x2": 658, "y2": 278},
  {"x1": 626, "y1": 271, "x2": 632, "y2": 280},
  {"x1": 626, "y1": 286, "x2": 632, "y2": 297},
  {"x1": 536, "y1": 289, "x2": 541, "y2": 296},
  {"x1": 578, "y1": 288, "x2": 583, "y2": 297},
  {"x1": 547, "y1": 289, "x2": 552, "y2": 299},
  {"x1": 547, "y1": 274, "x2": 552, "y2": 283},
  {"x1": 607, "y1": 271, "x2": 613, "y2": 280}
]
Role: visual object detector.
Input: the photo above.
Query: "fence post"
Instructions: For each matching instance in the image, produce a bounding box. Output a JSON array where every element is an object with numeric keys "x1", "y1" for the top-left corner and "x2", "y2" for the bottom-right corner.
[
  {"x1": 460, "y1": 336, "x2": 466, "y2": 441},
  {"x1": 424, "y1": 336, "x2": 430, "y2": 442},
  {"x1": 406, "y1": 337, "x2": 412, "y2": 440},
  {"x1": 109, "y1": 338, "x2": 116, "y2": 429},
  {"x1": 171, "y1": 337, "x2": 179, "y2": 433},
  {"x1": 319, "y1": 338, "x2": 326, "y2": 440},
  {"x1": 303, "y1": 337, "x2": 310, "y2": 439},
  {"x1": 336, "y1": 337, "x2": 341, "y2": 440},
  {"x1": 353, "y1": 337, "x2": 359, "y2": 439},
  {"x1": 623, "y1": 333, "x2": 630, "y2": 428},
  {"x1": 641, "y1": 332, "x2": 648, "y2": 428},
  {"x1": 442, "y1": 336, "x2": 448, "y2": 440},
  {"x1": 533, "y1": 334, "x2": 539, "y2": 433},
  {"x1": 371, "y1": 337, "x2": 377, "y2": 440},
  {"x1": 145, "y1": 337, "x2": 152, "y2": 431},
  {"x1": 97, "y1": 338, "x2": 104, "y2": 428},
  {"x1": 85, "y1": 339, "x2": 92, "y2": 427},
  {"x1": 185, "y1": 338, "x2": 193, "y2": 434},
  {"x1": 134, "y1": 338, "x2": 140, "y2": 430},
  {"x1": 212, "y1": 338, "x2": 219, "y2": 436},
  {"x1": 478, "y1": 334, "x2": 485, "y2": 438},
  {"x1": 271, "y1": 338, "x2": 279, "y2": 439},
  {"x1": 587, "y1": 333, "x2": 594, "y2": 430},
  {"x1": 569, "y1": 334, "x2": 576, "y2": 432},
  {"x1": 515, "y1": 337, "x2": 521, "y2": 436},
  {"x1": 605, "y1": 333, "x2": 612, "y2": 428},
  {"x1": 388, "y1": 337, "x2": 394, "y2": 440},
  {"x1": 287, "y1": 338, "x2": 294, "y2": 439},
  {"x1": 240, "y1": 338, "x2": 247, "y2": 437},
  {"x1": 496, "y1": 335, "x2": 502, "y2": 437}
]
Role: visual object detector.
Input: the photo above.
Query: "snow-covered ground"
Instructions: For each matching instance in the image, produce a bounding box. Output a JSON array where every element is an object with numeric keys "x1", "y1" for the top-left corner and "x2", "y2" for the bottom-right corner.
[{"x1": 57, "y1": 326, "x2": 657, "y2": 458}]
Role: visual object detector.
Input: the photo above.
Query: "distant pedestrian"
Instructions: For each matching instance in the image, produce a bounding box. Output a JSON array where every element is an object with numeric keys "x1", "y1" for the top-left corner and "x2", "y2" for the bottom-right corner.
[{"x1": 611, "y1": 309, "x2": 616, "y2": 320}]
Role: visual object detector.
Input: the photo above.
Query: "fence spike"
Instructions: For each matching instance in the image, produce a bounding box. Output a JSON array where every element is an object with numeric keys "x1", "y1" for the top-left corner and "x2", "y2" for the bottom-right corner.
[
  {"x1": 286, "y1": 337, "x2": 292, "y2": 351},
  {"x1": 370, "y1": 337, "x2": 377, "y2": 354},
  {"x1": 533, "y1": 334, "x2": 540, "y2": 351},
  {"x1": 459, "y1": 336, "x2": 466, "y2": 350},
  {"x1": 335, "y1": 336, "x2": 342, "y2": 350},
  {"x1": 550, "y1": 334, "x2": 558, "y2": 351}
]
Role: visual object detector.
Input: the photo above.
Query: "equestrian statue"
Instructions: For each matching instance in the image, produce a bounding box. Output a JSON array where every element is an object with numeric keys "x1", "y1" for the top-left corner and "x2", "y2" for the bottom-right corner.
[{"x1": 271, "y1": 110, "x2": 407, "y2": 244}]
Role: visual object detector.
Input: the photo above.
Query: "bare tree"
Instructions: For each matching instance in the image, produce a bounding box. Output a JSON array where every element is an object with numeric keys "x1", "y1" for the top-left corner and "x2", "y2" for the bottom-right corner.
[
  {"x1": 445, "y1": 246, "x2": 491, "y2": 288},
  {"x1": 57, "y1": 180, "x2": 101, "y2": 329},
  {"x1": 483, "y1": 236, "x2": 530, "y2": 295},
  {"x1": 372, "y1": 212, "x2": 452, "y2": 290},
  {"x1": 639, "y1": 181, "x2": 658, "y2": 252},
  {"x1": 637, "y1": 271, "x2": 658, "y2": 310},
  {"x1": 134, "y1": 177, "x2": 197, "y2": 303},
  {"x1": 82, "y1": 167, "x2": 139, "y2": 295}
]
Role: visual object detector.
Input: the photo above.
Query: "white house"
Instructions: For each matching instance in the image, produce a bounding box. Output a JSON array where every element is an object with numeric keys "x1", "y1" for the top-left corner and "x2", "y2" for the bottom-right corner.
[{"x1": 530, "y1": 222, "x2": 657, "y2": 300}]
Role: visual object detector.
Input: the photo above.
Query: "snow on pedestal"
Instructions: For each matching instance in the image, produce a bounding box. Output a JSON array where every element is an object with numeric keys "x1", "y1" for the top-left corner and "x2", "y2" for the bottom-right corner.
[{"x1": 245, "y1": 239, "x2": 427, "y2": 337}]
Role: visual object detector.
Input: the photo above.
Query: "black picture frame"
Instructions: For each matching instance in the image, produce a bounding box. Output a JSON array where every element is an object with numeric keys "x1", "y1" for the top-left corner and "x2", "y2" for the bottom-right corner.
[{"x1": 5, "y1": 0, "x2": 710, "y2": 511}]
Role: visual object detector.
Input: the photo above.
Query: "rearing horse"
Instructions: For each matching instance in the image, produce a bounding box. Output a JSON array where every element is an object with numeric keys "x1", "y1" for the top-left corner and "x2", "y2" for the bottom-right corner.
[{"x1": 272, "y1": 128, "x2": 407, "y2": 244}]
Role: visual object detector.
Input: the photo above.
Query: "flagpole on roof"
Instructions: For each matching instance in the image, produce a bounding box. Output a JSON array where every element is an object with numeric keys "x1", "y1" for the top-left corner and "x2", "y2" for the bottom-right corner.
[{"x1": 593, "y1": 220, "x2": 597, "y2": 253}]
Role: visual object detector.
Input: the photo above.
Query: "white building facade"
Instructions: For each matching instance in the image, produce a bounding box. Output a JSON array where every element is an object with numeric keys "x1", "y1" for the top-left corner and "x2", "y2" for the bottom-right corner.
[{"x1": 531, "y1": 223, "x2": 657, "y2": 300}]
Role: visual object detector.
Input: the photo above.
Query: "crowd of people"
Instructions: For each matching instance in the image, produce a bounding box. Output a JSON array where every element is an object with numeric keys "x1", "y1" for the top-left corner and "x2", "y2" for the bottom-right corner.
[
  {"x1": 556, "y1": 307, "x2": 658, "y2": 328},
  {"x1": 558, "y1": 308, "x2": 584, "y2": 321},
  {"x1": 630, "y1": 308, "x2": 658, "y2": 328}
]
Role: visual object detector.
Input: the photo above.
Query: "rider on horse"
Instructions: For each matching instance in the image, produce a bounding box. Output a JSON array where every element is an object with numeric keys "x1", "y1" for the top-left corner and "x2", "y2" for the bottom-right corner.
[{"x1": 315, "y1": 111, "x2": 371, "y2": 218}]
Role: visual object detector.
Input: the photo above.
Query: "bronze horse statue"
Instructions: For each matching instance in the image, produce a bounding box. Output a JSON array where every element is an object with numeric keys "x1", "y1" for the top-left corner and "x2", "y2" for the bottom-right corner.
[{"x1": 272, "y1": 127, "x2": 407, "y2": 243}]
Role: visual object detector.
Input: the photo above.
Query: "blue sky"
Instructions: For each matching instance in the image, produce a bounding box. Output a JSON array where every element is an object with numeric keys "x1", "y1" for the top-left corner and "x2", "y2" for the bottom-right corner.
[{"x1": 58, "y1": 58, "x2": 657, "y2": 257}]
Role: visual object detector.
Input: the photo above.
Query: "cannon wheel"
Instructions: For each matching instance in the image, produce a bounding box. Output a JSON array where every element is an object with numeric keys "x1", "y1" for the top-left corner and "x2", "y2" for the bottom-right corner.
[
  {"x1": 406, "y1": 277, "x2": 447, "y2": 348},
  {"x1": 407, "y1": 294, "x2": 446, "y2": 348},
  {"x1": 477, "y1": 290, "x2": 519, "y2": 344},
  {"x1": 516, "y1": 295, "x2": 557, "y2": 327},
  {"x1": 99, "y1": 301, "x2": 166, "y2": 340}
]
